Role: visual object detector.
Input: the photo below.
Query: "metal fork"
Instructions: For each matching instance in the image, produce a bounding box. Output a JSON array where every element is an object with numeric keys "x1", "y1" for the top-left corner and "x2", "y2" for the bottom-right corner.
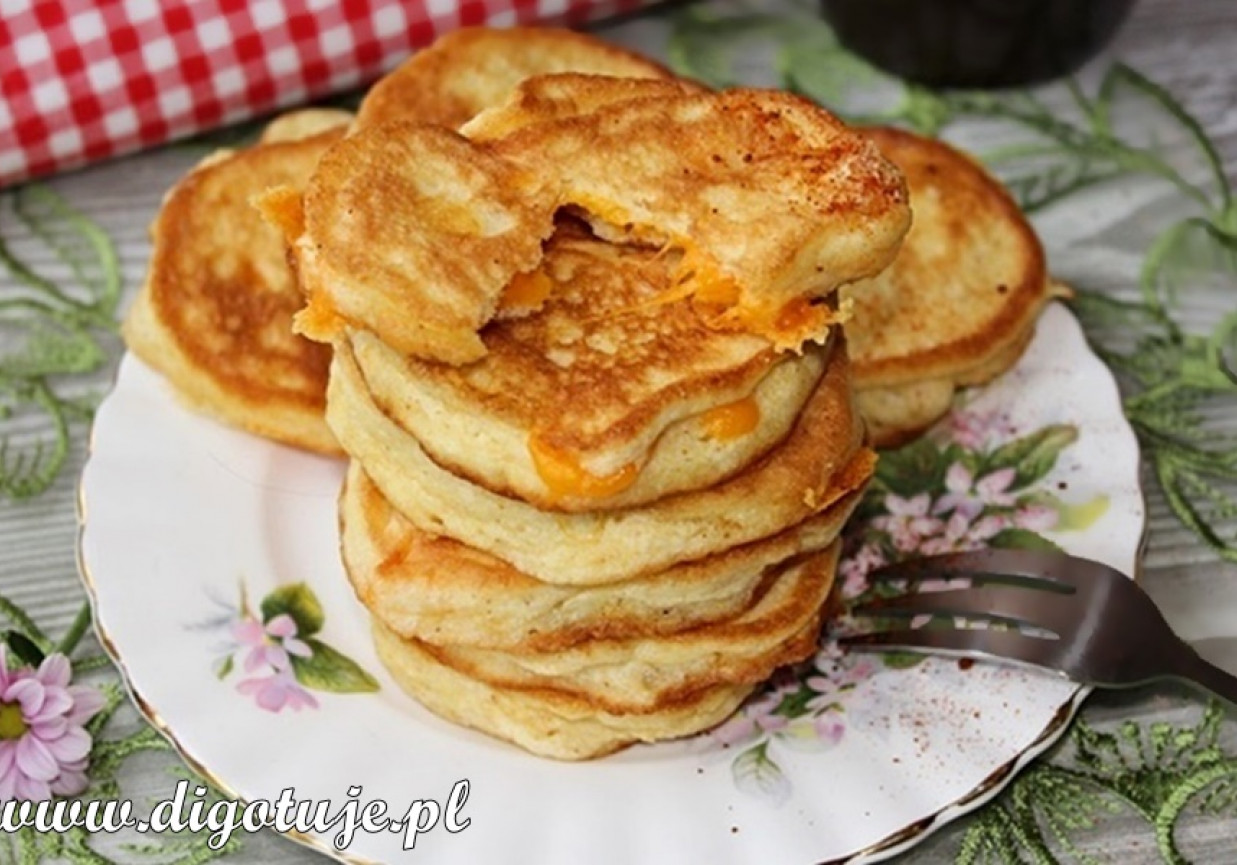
[{"x1": 840, "y1": 548, "x2": 1237, "y2": 704}]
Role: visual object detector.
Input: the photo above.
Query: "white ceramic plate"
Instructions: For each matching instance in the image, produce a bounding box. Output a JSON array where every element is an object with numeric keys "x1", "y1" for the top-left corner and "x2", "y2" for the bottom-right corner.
[{"x1": 79, "y1": 302, "x2": 1144, "y2": 864}]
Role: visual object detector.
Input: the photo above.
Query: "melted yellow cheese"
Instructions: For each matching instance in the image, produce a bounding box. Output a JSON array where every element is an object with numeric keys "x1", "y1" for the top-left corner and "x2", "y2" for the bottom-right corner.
[
  {"x1": 674, "y1": 246, "x2": 740, "y2": 306},
  {"x1": 775, "y1": 297, "x2": 826, "y2": 334},
  {"x1": 498, "y1": 269, "x2": 552, "y2": 313},
  {"x1": 528, "y1": 434, "x2": 639, "y2": 500},
  {"x1": 293, "y1": 291, "x2": 347, "y2": 341},
  {"x1": 699, "y1": 396, "x2": 761, "y2": 441},
  {"x1": 253, "y1": 185, "x2": 305, "y2": 241}
]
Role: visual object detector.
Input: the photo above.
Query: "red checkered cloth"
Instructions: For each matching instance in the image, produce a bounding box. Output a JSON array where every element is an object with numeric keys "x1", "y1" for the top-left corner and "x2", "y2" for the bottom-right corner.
[{"x1": 0, "y1": 0, "x2": 653, "y2": 189}]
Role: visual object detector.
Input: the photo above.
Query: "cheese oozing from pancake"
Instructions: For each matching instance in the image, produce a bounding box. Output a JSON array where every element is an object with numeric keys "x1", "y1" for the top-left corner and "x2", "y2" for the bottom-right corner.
[
  {"x1": 348, "y1": 229, "x2": 830, "y2": 510},
  {"x1": 288, "y1": 82, "x2": 910, "y2": 364}
]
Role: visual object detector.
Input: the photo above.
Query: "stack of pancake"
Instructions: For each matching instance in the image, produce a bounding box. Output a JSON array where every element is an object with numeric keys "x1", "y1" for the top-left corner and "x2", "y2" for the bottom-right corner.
[
  {"x1": 124, "y1": 27, "x2": 1059, "y2": 759},
  {"x1": 328, "y1": 231, "x2": 878, "y2": 758},
  {"x1": 262, "y1": 36, "x2": 910, "y2": 759}
]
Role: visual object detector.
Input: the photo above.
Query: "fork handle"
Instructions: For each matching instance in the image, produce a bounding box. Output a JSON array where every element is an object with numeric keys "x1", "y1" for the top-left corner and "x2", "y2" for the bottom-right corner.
[{"x1": 1174, "y1": 645, "x2": 1237, "y2": 706}]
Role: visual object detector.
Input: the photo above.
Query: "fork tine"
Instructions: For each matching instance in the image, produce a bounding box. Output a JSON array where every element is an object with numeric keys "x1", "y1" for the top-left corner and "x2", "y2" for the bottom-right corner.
[
  {"x1": 864, "y1": 549, "x2": 1080, "y2": 590},
  {"x1": 841, "y1": 626, "x2": 1070, "y2": 675},
  {"x1": 850, "y1": 584, "x2": 1079, "y2": 634}
]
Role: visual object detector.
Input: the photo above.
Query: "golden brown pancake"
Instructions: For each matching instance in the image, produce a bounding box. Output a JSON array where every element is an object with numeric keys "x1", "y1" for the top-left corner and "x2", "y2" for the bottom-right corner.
[
  {"x1": 353, "y1": 27, "x2": 678, "y2": 132},
  {"x1": 420, "y1": 544, "x2": 839, "y2": 714},
  {"x1": 369, "y1": 542, "x2": 840, "y2": 758},
  {"x1": 342, "y1": 461, "x2": 862, "y2": 651},
  {"x1": 122, "y1": 110, "x2": 350, "y2": 453},
  {"x1": 373, "y1": 619, "x2": 754, "y2": 760},
  {"x1": 289, "y1": 85, "x2": 911, "y2": 362},
  {"x1": 349, "y1": 230, "x2": 828, "y2": 511},
  {"x1": 327, "y1": 335, "x2": 874, "y2": 585},
  {"x1": 842, "y1": 127, "x2": 1063, "y2": 446}
]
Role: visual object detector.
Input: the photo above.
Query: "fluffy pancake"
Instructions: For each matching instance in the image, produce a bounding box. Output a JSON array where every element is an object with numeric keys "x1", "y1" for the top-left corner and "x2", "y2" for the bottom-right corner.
[
  {"x1": 372, "y1": 620, "x2": 754, "y2": 761},
  {"x1": 842, "y1": 127, "x2": 1062, "y2": 446},
  {"x1": 350, "y1": 230, "x2": 827, "y2": 511},
  {"x1": 290, "y1": 86, "x2": 910, "y2": 362},
  {"x1": 421, "y1": 544, "x2": 839, "y2": 714},
  {"x1": 342, "y1": 462, "x2": 861, "y2": 651},
  {"x1": 327, "y1": 336, "x2": 874, "y2": 585},
  {"x1": 353, "y1": 27, "x2": 677, "y2": 132},
  {"x1": 856, "y1": 326, "x2": 1037, "y2": 447},
  {"x1": 122, "y1": 110, "x2": 351, "y2": 454},
  {"x1": 485, "y1": 86, "x2": 911, "y2": 349}
]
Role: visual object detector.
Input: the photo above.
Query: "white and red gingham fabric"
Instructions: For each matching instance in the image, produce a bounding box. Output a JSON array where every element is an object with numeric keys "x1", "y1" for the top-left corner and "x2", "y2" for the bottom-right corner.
[{"x1": 0, "y1": 0, "x2": 652, "y2": 189}]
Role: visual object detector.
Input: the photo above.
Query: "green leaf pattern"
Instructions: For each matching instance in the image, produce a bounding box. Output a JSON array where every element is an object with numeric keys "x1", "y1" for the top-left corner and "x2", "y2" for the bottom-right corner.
[
  {"x1": 289, "y1": 639, "x2": 380, "y2": 694},
  {"x1": 0, "y1": 185, "x2": 120, "y2": 500}
]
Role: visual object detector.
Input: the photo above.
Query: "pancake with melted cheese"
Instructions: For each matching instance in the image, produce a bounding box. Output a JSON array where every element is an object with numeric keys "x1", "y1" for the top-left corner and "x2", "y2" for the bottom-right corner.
[
  {"x1": 122, "y1": 110, "x2": 351, "y2": 453},
  {"x1": 349, "y1": 230, "x2": 827, "y2": 511},
  {"x1": 328, "y1": 335, "x2": 873, "y2": 585},
  {"x1": 288, "y1": 85, "x2": 910, "y2": 362},
  {"x1": 372, "y1": 619, "x2": 754, "y2": 760},
  {"x1": 129, "y1": 30, "x2": 681, "y2": 455},
  {"x1": 353, "y1": 27, "x2": 677, "y2": 132},
  {"x1": 415, "y1": 544, "x2": 838, "y2": 714},
  {"x1": 342, "y1": 461, "x2": 861, "y2": 651},
  {"x1": 842, "y1": 127, "x2": 1063, "y2": 446}
]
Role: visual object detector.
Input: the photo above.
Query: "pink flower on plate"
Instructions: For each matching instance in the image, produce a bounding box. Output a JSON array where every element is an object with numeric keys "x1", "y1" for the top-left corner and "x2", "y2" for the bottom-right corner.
[
  {"x1": 236, "y1": 670, "x2": 319, "y2": 713},
  {"x1": 0, "y1": 649, "x2": 106, "y2": 801},
  {"x1": 947, "y1": 410, "x2": 1016, "y2": 450},
  {"x1": 933, "y1": 464, "x2": 1017, "y2": 521},
  {"x1": 711, "y1": 692, "x2": 791, "y2": 745},
  {"x1": 872, "y1": 493, "x2": 942, "y2": 553},
  {"x1": 233, "y1": 614, "x2": 312, "y2": 674},
  {"x1": 919, "y1": 511, "x2": 1011, "y2": 556},
  {"x1": 839, "y1": 542, "x2": 888, "y2": 599},
  {"x1": 776, "y1": 715, "x2": 847, "y2": 752}
]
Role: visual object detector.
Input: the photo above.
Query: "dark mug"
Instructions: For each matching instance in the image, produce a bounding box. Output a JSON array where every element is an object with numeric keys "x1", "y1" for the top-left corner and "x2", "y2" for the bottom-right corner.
[{"x1": 819, "y1": 0, "x2": 1136, "y2": 88}]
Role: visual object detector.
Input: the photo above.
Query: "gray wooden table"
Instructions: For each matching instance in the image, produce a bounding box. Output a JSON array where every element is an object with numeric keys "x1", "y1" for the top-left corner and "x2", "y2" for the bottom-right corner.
[{"x1": 1, "y1": 0, "x2": 1235, "y2": 861}]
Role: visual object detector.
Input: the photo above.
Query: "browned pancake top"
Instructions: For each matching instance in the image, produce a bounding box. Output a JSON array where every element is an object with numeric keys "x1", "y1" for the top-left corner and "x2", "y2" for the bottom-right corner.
[
  {"x1": 354, "y1": 27, "x2": 675, "y2": 131},
  {"x1": 409, "y1": 228, "x2": 783, "y2": 455},
  {"x1": 844, "y1": 126, "x2": 1049, "y2": 388},
  {"x1": 146, "y1": 129, "x2": 345, "y2": 414}
]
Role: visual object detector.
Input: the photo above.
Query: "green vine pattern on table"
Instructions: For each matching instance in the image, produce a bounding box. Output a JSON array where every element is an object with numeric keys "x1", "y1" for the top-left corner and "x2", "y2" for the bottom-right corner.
[
  {"x1": 955, "y1": 702, "x2": 1237, "y2": 865},
  {"x1": 669, "y1": 5, "x2": 1237, "y2": 565},
  {"x1": 0, "y1": 184, "x2": 120, "y2": 500}
]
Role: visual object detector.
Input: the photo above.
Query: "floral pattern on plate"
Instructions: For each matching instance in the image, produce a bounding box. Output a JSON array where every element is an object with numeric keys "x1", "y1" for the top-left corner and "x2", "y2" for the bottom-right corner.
[
  {"x1": 80, "y1": 303, "x2": 1145, "y2": 865},
  {"x1": 193, "y1": 582, "x2": 378, "y2": 713},
  {"x1": 711, "y1": 407, "x2": 1109, "y2": 803}
]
